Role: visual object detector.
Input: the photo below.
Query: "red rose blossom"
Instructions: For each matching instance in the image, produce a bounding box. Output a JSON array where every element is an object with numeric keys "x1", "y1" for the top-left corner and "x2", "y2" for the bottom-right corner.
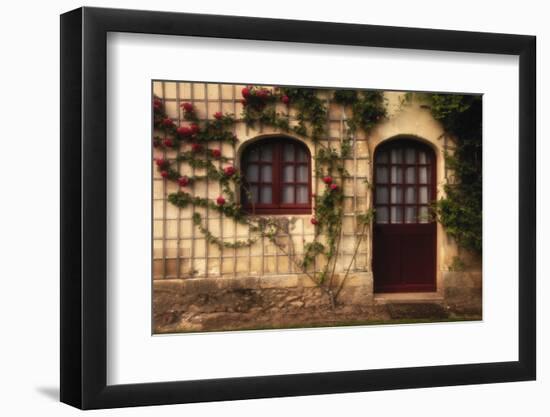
[
  {"x1": 330, "y1": 183, "x2": 338, "y2": 191},
  {"x1": 181, "y1": 102, "x2": 194, "y2": 112},
  {"x1": 214, "y1": 112, "x2": 223, "y2": 120},
  {"x1": 223, "y1": 166, "x2": 236, "y2": 176},
  {"x1": 155, "y1": 158, "x2": 168, "y2": 168},
  {"x1": 191, "y1": 143, "x2": 202, "y2": 153},
  {"x1": 281, "y1": 95, "x2": 290, "y2": 104},
  {"x1": 211, "y1": 149, "x2": 222, "y2": 158},
  {"x1": 240, "y1": 99, "x2": 248, "y2": 106},
  {"x1": 163, "y1": 138, "x2": 174, "y2": 147},
  {"x1": 322, "y1": 176, "x2": 333, "y2": 184},
  {"x1": 162, "y1": 118, "x2": 173, "y2": 127},
  {"x1": 190, "y1": 123, "x2": 200, "y2": 134},
  {"x1": 310, "y1": 217, "x2": 318, "y2": 225},
  {"x1": 178, "y1": 176, "x2": 190, "y2": 187},
  {"x1": 241, "y1": 87, "x2": 250, "y2": 98},
  {"x1": 216, "y1": 196, "x2": 226, "y2": 206},
  {"x1": 160, "y1": 170, "x2": 169, "y2": 178},
  {"x1": 177, "y1": 126, "x2": 192, "y2": 137}
]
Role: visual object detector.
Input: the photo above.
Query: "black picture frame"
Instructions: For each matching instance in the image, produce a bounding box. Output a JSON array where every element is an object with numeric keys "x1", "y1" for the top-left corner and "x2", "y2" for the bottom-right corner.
[{"x1": 60, "y1": 6, "x2": 536, "y2": 410}]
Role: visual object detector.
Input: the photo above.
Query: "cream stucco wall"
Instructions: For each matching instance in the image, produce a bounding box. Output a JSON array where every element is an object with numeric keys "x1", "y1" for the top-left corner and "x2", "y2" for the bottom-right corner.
[{"x1": 152, "y1": 82, "x2": 466, "y2": 297}]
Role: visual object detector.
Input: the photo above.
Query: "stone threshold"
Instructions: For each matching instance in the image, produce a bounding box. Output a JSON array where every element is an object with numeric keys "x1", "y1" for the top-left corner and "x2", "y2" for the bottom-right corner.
[{"x1": 374, "y1": 292, "x2": 444, "y2": 304}]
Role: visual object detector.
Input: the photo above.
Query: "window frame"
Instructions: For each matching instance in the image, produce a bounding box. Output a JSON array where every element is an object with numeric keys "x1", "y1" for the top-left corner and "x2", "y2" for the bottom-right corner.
[{"x1": 241, "y1": 137, "x2": 312, "y2": 215}]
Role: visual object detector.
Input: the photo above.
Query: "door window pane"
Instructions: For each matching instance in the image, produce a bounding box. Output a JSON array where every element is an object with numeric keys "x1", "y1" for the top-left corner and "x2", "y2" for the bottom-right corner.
[
  {"x1": 391, "y1": 149, "x2": 402, "y2": 163},
  {"x1": 391, "y1": 207, "x2": 403, "y2": 223},
  {"x1": 376, "y1": 207, "x2": 388, "y2": 224},
  {"x1": 419, "y1": 166, "x2": 429, "y2": 184},
  {"x1": 405, "y1": 148, "x2": 416, "y2": 163},
  {"x1": 405, "y1": 186, "x2": 416, "y2": 203},
  {"x1": 390, "y1": 186, "x2": 402, "y2": 204},
  {"x1": 391, "y1": 166, "x2": 402, "y2": 183},
  {"x1": 418, "y1": 206, "x2": 429, "y2": 223},
  {"x1": 376, "y1": 166, "x2": 389, "y2": 183},
  {"x1": 419, "y1": 186, "x2": 429, "y2": 204},
  {"x1": 405, "y1": 167, "x2": 416, "y2": 184},
  {"x1": 376, "y1": 187, "x2": 389, "y2": 204},
  {"x1": 377, "y1": 151, "x2": 388, "y2": 163},
  {"x1": 405, "y1": 207, "x2": 416, "y2": 223}
]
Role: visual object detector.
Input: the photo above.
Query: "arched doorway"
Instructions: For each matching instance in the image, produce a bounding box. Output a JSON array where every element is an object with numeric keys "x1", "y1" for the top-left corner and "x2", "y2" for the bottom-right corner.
[{"x1": 373, "y1": 138, "x2": 437, "y2": 293}]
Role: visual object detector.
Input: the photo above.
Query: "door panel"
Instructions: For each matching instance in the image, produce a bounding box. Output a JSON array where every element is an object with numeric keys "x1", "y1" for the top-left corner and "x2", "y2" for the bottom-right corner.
[{"x1": 373, "y1": 140, "x2": 436, "y2": 293}]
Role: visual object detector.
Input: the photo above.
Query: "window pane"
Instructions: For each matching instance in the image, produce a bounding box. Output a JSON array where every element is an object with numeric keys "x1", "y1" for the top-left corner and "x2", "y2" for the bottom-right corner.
[
  {"x1": 247, "y1": 147, "x2": 259, "y2": 161},
  {"x1": 419, "y1": 186, "x2": 429, "y2": 204},
  {"x1": 391, "y1": 166, "x2": 402, "y2": 183},
  {"x1": 246, "y1": 164, "x2": 258, "y2": 182},
  {"x1": 296, "y1": 186, "x2": 308, "y2": 203},
  {"x1": 391, "y1": 207, "x2": 403, "y2": 223},
  {"x1": 282, "y1": 186, "x2": 294, "y2": 203},
  {"x1": 418, "y1": 151, "x2": 427, "y2": 164},
  {"x1": 405, "y1": 207, "x2": 416, "y2": 223},
  {"x1": 418, "y1": 206, "x2": 429, "y2": 223},
  {"x1": 376, "y1": 166, "x2": 389, "y2": 183},
  {"x1": 405, "y1": 148, "x2": 416, "y2": 163},
  {"x1": 283, "y1": 144, "x2": 295, "y2": 161},
  {"x1": 296, "y1": 147, "x2": 308, "y2": 162},
  {"x1": 296, "y1": 165, "x2": 308, "y2": 182},
  {"x1": 376, "y1": 187, "x2": 388, "y2": 204},
  {"x1": 376, "y1": 207, "x2": 388, "y2": 224},
  {"x1": 377, "y1": 151, "x2": 388, "y2": 163},
  {"x1": 261, "y1": 145, "x2": 273, "y2": 161},
  {"x1": 405, "y1": 186, "x2": 416, "y2": 203},
  {"x1": 391, "y1": 149, "x2": 402, "y2": 163},
  {"x1": 283, "y1": 165, "x2": 294, "y2": 182},
  {"x1": 390, "y1": 186, "x2": 402, "y2": 203},
  {"x1": 405, "y1": 167, "x2": 416, "y2": 184},
  {"x1": 261, "y1": 165, "x2": 272, "y2": 182},
  {"x1": 249, "y1": 185, "x2": 258, "y2": 203},
  {"x1": 419, "y1": 166, "x2": 428, "y2": 184},
  {"x1": 260, "y1": 186, "x2": 272, "y2": 203}
]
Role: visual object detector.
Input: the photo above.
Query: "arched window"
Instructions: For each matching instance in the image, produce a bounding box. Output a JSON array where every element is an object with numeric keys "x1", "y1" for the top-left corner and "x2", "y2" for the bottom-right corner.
[{"x1": 241, "y1": 137, "x2": 312, "y2": 214}]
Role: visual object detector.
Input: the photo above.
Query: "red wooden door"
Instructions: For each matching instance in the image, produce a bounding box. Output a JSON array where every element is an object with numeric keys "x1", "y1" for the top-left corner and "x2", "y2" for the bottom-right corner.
[{"x1": 373, "y1": 139, "x2": 437, "y2": 293}]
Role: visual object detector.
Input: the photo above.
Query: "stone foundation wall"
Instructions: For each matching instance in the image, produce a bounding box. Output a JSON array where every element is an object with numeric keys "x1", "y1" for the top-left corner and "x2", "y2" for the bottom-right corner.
[
  {"x1": 443, "y1": 271, "x2": 482, "y2": 315},
  {"x1": 153, "y1": 272, "x2": 373, "y2": 333}
]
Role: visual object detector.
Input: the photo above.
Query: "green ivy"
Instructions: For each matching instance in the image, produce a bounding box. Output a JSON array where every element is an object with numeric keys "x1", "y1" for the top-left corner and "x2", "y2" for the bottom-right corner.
[{"x1": 425, "y1": 94, "x2": 482, "y2": 254}]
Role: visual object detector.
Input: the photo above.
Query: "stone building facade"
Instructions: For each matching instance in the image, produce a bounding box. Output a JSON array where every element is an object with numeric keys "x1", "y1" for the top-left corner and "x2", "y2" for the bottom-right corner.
[{"x1": 152, "y1": 81, "x2": 482, "y2": 332}]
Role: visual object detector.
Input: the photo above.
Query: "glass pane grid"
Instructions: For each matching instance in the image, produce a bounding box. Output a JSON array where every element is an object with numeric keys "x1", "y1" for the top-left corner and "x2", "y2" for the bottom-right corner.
[
  {"x1": 241, "y1": 139, "x2": 311, "y2": 210},
  {"x1": 374, "y1": 145, "x2": 434, "y2": 224}
]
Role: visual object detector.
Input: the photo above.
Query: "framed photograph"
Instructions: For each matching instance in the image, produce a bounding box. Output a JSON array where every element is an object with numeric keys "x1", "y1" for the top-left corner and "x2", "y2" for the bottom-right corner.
[{"x1": 60, "y1": 6, "x2": 536, "y2": 409}]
